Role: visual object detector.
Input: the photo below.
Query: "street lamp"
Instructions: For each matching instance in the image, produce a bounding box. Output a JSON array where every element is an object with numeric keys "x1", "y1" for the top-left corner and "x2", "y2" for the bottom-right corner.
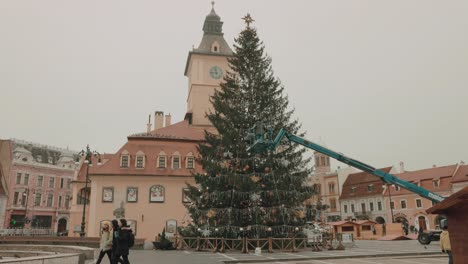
[
  {"x1": 76, "y1": 145, "x2": 101, "y2": 237},
  {"x1": 22, "y1": 188, "x2": 30, "y2": 227}
]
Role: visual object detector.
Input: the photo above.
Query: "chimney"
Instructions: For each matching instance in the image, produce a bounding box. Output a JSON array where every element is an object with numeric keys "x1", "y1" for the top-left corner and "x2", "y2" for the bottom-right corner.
[
  {"x1": 399, "y1": 161, "x2": 405, "y2": 173},
  {"x1": 165, "y1": 114, "x2": 172, "y2": 127},
  {"x1": 154, "y1": 111, "x2": 164, "y2": 130},
  {"x1": 146, "y1": 114, "x2": 152, "y2": 133}
]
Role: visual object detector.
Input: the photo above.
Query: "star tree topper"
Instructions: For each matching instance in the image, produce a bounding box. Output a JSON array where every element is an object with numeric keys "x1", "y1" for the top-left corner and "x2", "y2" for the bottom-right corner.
[{"x1": 242, "y1": 13, "x2": 255, "y2": 28}]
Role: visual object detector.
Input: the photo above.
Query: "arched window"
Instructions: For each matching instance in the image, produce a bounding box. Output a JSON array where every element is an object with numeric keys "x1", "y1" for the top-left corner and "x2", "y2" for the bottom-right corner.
[
  {"x1": 186, "y1": 152, "x2": 195, "y2": 169},
  {"x1": 149, "y1": 185, "x2": 165, "y2": 203},
  {"x1": 211, "y1": 41, "x2": 220, "y2": 53},
  {"x1": 120, "y1": 150, "x2": 130, "y2": 168},
  {"x1": 158, "y1": 151, "x2": 166, "y2": 168},
  {"x1": 135, "y1": 150, "x2": 145, "y2": 169},
  {"x1": 172, "y1": 151, "x2": 181, "y2": 169}
]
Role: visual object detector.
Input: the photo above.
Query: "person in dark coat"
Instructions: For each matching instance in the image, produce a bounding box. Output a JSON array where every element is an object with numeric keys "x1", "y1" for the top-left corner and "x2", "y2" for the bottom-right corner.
[
  {"x1": 111, "y1": 220, "x2": 124, "y2": 264},
  {"x1": 114, "y1": 218, "x2": 133, "y2": 264}
]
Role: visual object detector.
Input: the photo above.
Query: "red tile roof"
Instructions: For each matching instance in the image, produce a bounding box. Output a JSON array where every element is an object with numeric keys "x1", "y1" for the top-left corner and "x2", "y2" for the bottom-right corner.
[
  {"x1": 340, "y1": 167, "x2": 392, "y2": 200},
  {"x1": 87, "y1": 138, "x2": 203, "y2": 177},
  {"x1": 452, "y1": 164, "x2": 468, "y2": 183},
  {"x1": 387, "y1": 164, "x2": 457, "y2": 196},
  {"x1": 128, "y1": 120, "x2": 213, "y2": 141}
]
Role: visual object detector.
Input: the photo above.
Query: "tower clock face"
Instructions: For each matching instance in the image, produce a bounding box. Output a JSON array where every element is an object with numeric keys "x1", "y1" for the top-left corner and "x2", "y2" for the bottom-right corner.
[{"x1": 209, "y1": 66, "x2": 223, "y2": 79}]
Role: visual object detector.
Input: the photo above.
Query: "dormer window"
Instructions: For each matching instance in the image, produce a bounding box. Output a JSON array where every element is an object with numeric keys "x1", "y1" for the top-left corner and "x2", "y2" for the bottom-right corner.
[
  {"x1": 158, "y1": 151, "x2": 166, "y2": 168},
  {"x1": 351, "y1": 187, "x2": 356, "y2": 194},
  {"x1": 367, "y1": 184, "x2": 374, "y2": 192},
  {"x1": 395, "y1": 185, "x2": 400, "y2": 191},
  {"x1": 433, "y1": 180, "x2": 440, "y2": 188},
  {"x1": 135, "y1": 151, "x2": 145, "y2": 169},
  {"x1": 136, "y1": 156, "x2": 144, "y2": 168},
  {"x1": 172, "y1": 152, "x2": 181, "y2": 169},
  {"x1": 211, "y1": 41, "x2": 220, "y2": 53},
  {"x1": 120, "y1": 150, "x2": 130, "y2": 168},
  {"x1": 186, "y1": 153, "x2": 195, "y2": 169}
]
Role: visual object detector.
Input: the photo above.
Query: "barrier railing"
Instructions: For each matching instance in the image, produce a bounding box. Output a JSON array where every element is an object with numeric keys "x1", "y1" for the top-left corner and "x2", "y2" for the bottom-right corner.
[{"x1": 176, "y1": 234, "x2": 346, "y2": 253}]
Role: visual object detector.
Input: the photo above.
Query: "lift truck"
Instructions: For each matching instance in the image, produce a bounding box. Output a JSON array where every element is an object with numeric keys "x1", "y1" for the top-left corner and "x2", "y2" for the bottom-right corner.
[{"x1": 245, "y1": 123, "x2": 445, "y2": 245}]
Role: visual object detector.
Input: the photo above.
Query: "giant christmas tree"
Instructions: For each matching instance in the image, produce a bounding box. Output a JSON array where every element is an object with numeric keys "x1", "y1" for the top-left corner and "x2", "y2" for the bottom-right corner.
[{"x1": 183, "y1": 15, "x2": 316, "y2": 238}]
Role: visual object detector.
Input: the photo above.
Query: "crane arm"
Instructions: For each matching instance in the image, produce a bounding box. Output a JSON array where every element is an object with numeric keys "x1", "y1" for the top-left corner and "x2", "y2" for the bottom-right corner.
[{"x1": 247, "y1": 125, "x2": 444, "y2": 203}]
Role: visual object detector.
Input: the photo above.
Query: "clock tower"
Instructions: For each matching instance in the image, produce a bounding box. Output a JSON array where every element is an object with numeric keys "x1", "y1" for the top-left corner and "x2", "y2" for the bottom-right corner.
[{"x1": 184, "y1": 3, "x2": 232, "y2": 127}]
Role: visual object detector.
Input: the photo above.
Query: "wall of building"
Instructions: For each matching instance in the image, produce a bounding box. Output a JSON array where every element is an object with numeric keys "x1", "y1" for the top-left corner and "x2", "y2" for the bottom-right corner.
[{"x1": 86, "y1": 175, "x2": 195, "y2": 241}]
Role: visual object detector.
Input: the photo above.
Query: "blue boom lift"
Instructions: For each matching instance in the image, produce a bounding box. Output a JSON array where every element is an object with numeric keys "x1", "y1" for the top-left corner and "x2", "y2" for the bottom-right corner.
[{"x1": 246, "y1": 122, "x2": 444, "y2": 245}]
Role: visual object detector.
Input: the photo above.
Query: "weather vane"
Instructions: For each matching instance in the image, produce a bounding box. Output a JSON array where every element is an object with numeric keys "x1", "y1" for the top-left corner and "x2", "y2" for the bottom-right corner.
[
  {"x1": 242, "y1": 13, "x2": 254, "y2": 27},
  {"x1": 211, "y1": 1, "x2": 215, "y2": 9}
]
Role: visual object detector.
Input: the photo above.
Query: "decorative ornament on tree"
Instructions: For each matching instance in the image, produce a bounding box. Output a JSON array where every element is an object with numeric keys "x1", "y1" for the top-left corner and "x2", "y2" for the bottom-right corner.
[
  {"x1": 206, "y1": 209, "x2": 217, "y2": 218},
  {"x1": 250, "y1": 175, "x2": 261, "y2": 183}
]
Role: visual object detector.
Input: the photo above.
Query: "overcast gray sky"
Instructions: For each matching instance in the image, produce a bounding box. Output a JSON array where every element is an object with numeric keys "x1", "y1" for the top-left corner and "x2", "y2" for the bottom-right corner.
[{"x1": 1, "y1": 0, "x2": 467, "y2": 171}]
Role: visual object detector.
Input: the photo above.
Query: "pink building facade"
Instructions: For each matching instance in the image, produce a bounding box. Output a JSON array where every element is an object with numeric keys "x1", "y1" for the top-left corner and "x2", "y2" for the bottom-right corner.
[
  {"x1": 384, "y1": 164, "x2": 465, "y2": 232},
  {"x1": 3, "y1": 139, "x2": 76, "y2": 234}
]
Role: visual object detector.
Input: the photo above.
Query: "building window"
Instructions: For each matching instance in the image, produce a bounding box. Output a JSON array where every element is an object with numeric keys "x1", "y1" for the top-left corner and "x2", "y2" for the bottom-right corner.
[
  {"x1": 187, "y1": 156, "x2": 195, "y2": 169},
  {"x1": 433, "y1": 180, "x2": 440, "y2": 188},
  {"x1": 67, "y1": 179, "x2": 71, "y2": 189},
  {"x1": 377, "y1": 201, "x2": 382, "y2": 211},
  {"x1": 136, "y1": 156, "x2": 144, "y2": 168},
  {"x1": 351, "y1": 187, "x2": 356, "y2": 194},
  {"x1": 351, "y1": 204, "x2": 355, "y2": 213},
  {"x1": 46, "y1": 194, "x2": 53, "y2": 207},
  {"x1": 395, "y1": 185, "x2": 400, "y2": 191},
  {"x1": 330, "y1": 198, "x2": 337, "y2": 210},
  {"x1": 24, "y1": 174, "x2": 29, "y2": 185},
  {"x1": 172, "y1": 156, "x2": 180, "y2": 169},
  {"x1": 315, "y1": 157, "x2": 320, "y2": 167},
  {"x1": 158, "y1": 156, "x2": 166, "y2": 168},
  {"x1": 361, "y1": 203, "x2": 366, "y2": 213},
  {"x1": 390, "y1": 201, "x2": 395, "y2": 210},
  {"x1": 416, "y1": 199, "x2": 422, "y2": 208},
  {"x1": 48, "y1": 177, "x2": 55, "y2": 188},
  {"x1": 13, "y1": 192, "x2": 20, "y2": 205},
  {"x1": 60, "y1": 178, "x2": 64, "y2": 189},
  {"x1": 370, "y1": 202, "x2": 374, "y2": 211},
  {"x1": 34, "y1": 193, "x2": 42, "y2": 206},
  {"x1": 401, "y1": 200, "x2": 407, "y2": 209},
  {"x1": 328, "y1": 183, "x2": 335, "y2": 194},
  {"x1": 344, "y1": 204, "x2": 348, "y2": 213},
  {"x1": 120, "y1": 155, "x2": 129, "y2": 168},
  {"x1": 37, "y1": 176, "x2": 43, "y2": 187},
  {"x1": 58, "y1": 196, "x2": 62, "y2": 208},
  {"x1": 16, "y1": 173, "x2": 22, "y2": 184},
  {"x1": 367, "y1": 184, "x2": 373, "y2": 192},
  {"x1": 342, "y1": 226, "x2": 354, "y2": 232},
  {"x1": 65, "y1": 195, "x2": 70, "y2": 208}
]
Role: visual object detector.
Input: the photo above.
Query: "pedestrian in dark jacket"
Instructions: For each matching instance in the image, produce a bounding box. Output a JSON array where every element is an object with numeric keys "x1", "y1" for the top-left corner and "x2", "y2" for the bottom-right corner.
[
  {"x1": 114, "y1": 218, "x2": 133, "y2": 264},
  {"x1": 111, "y1": 220, "x2": 124, "y2": 264}
]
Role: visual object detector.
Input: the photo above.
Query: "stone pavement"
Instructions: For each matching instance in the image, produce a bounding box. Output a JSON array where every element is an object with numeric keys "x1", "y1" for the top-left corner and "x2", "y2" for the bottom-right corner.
[{"x1": 95, "y1": 240, "x2": 443, "y2": 264}]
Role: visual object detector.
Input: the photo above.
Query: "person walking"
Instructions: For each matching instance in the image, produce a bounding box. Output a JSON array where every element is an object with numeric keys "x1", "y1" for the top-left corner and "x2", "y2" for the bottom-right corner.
[
  {"x1": 111, "y1": 220, "x2": 124, "y2": 264},
  {"x1": 114, "y1": 218, "x2": 133, "y2": 264},
  {"x1": 440, "y1": 222, "x2": 452, "y2": 264},
  {"x1": 95, "y1": 221, "x2": 113, "y2": 264}
]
